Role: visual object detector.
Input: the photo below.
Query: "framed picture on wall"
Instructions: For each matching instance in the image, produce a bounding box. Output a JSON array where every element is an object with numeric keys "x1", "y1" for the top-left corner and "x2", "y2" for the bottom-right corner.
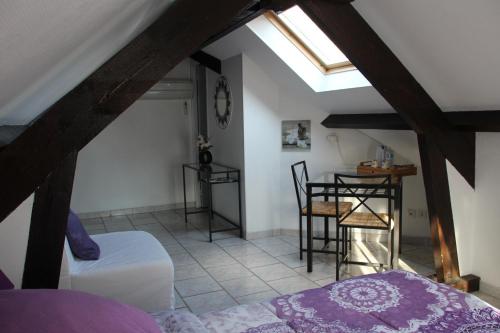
[{"x1": 282, "y1": 120, "x2": 311, "y2": 151}]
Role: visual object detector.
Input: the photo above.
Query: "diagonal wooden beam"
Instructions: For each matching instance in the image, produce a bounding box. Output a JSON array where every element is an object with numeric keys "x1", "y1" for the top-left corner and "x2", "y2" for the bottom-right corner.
[
  {"x1": 298, "y1": 0, "x2": 475, "y2": 187},
  {"x1": 322, "y1": 110, "x2": 500, "y2": 132},
  {"x1": 0, "y1": 0, "x2": 253, "y2": 223},
  {"x1": 22, "y1": 151, "x2": 77, "y2": 289},
  {"x1": 191, "y1": 51, "x2": 222, "y2": 74}
]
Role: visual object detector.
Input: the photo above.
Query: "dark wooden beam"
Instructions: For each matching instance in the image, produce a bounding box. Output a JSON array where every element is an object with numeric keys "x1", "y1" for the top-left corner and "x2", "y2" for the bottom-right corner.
[
  {"x1": 262, "y1": 0, "x2": 297, "y2": 12},
  {"x1": 322, "y1": 111, "x2": 500, "y2": 132},
  {"x1": 199, "y1": 0, "x2": 298, "y2": 50},
  {"x1": 0, "y1": 126, "x2": 27, "y2": 150},
  {"x1": 22, "y1": 151, "x2": 77, "y2": 289},
  {"x1": 418, "y1": 134, "x2": 461, "y2": 283},
  {"x1": 322, "y1": 113, "x2": 409, "y2": 130},
  {"x1": 298, "y1": 0, "x2": 475, "y2": 187},
  {"x1": 191, "y1": 51, "x2": 222, "y2": 74},
  {"x1": 448, "y1": 111, "x2": 500, "y2": 132},
  {"x1": 200, "y1": 2, "x2": 267, "y2": 48},
  {"x1": 0, "y1": 0, "x2": 253, "y2": 223}
]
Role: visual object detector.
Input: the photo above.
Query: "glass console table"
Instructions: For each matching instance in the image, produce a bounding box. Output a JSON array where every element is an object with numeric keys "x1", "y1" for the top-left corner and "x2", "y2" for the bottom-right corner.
[{"x1": 182, "y1": 162, "x2": 243, "y2": 242}]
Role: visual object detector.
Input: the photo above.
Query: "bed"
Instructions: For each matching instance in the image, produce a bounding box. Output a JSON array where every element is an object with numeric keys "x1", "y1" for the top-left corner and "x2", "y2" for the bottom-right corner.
[{"x1": 155, "y1": 270, "x2": 500, "y2": 333}]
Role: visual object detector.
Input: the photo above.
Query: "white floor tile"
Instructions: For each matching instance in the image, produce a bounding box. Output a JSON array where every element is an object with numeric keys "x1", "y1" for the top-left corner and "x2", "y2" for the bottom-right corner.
[
  {"x1": 206, "y1": 263, "x2": 253, "y2": 282},
  {"x1": 196, "y1": 253, "x2": 238, "y2": 268},
  {"x1": 215, "y1": 237, "x2": 249, "y2": 247},
  {"x1": 236, "y1": 290, "x2": 280, "y2": 305},
  {"x1": 276, "y1": 253, "x2": 307, "y2": 268},
  {"x1": 183, "y1": 291, "x2": 237, "y2": 315},
  {"x1": 174, "y1": 290, "x2": 186, "y2": 309},
  {"x1": 224, "y1": 243, "x2": 263, "y2": 257},
  {"x1": 170, "y1": 253, "x2": 198, "y2": 267},
  {"x1": 251, "y1": 263, "x2": 298, "y2": 282},
  {"x1": 295, "y1": 263, "x2": 338, "y2": 281},
  {"x1": 234, "y1": 252, "x2": 279, "y2": 268},
  {"x1": 219, "y1": 276, "x2": 271, "y2": 298},
  {"x1": 175, "y1": 276, "x2": 221, "y2": 297},
  {"x1": 268, "y1": 276, "x2": 319, "y2": 295},
  {"x1": 174, "y1": 263, "x2": 208, "y2": 281}
]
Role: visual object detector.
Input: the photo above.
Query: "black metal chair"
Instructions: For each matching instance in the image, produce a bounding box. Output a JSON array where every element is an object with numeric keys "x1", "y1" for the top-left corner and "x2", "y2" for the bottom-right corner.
[
  {"x1": 291, "y1": 161, "x2": 352, "y2": 260},
  {"x1": 333, "y1": 173, "x2": 395, "y2": 280}
]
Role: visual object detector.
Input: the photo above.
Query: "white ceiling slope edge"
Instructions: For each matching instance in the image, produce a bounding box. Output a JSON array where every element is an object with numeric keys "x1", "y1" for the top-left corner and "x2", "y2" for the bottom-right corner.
[
  {"x1": 204, "y1": 24, "x2": 392, "y2": 114},
  {"x1": 0, "y1": 0, "x2": 175, "y2": 125},
  {"x1": 353, "y1": 0, "x2": 500, "y2": 111}
]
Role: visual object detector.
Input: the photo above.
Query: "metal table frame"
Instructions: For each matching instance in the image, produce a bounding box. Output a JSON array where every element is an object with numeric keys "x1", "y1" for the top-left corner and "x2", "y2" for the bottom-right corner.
[
  {"x1": 305, "y1": 173, "x2": 402, "y2": 273},
  {"x1": 182, "y1": 162, "x2": 243, "y2": 242}
]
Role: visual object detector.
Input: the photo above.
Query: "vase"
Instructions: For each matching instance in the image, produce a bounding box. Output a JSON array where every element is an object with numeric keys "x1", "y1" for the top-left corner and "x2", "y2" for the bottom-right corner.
[{"x1": 199, "y1": 150, "x2": 212, "y2": 165}]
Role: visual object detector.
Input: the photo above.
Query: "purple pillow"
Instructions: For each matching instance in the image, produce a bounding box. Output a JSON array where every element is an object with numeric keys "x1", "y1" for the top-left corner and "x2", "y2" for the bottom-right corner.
[
  {"x1": 66, "y1": 210, "x2": 100, "y2": 260},
  {"x1": 0, "y1": 289, "x2": 161, "y2": 333},
  {"x1": 0, "y1": 270, "x2": 14, "y2": 290}
]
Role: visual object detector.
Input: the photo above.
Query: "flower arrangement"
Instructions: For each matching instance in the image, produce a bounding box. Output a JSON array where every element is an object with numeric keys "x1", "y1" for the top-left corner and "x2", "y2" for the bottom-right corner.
[{"x1": 197, "y1": 135, "x2": 212, "y2": 152}]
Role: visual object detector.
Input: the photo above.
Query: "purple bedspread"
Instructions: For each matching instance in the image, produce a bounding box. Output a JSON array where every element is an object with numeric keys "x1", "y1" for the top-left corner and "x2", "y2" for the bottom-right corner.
[
  {"x1": 159, "y1": 270, "x2": 500, "y2": 333},
  {"x1": 258, "y1": 270, "x2": 500, "y2": 333}
]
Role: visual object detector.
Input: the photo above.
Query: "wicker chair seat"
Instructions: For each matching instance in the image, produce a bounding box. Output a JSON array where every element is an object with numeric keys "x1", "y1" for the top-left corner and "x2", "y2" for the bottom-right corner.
[
  {"x1": 340, "y1": 212, "x2": 392, "y2": 229},
  {"x1": 301, "y1": 201, "x2": 352, "y2": 217}
]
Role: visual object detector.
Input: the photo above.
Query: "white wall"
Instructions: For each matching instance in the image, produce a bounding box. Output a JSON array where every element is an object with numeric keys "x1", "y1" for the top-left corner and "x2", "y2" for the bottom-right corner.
[
  {"x1": 0, "y1": 195, "x2": 33, "y2": 288},
  {"x1": 242, "y1": 55, "x2": 281, "y2": 235},
  {"x1": 71, "y1": 99, "x2": 196, "y2": 214},
  {"x1": 460, "y1": 133, "x2": 500, "y2": 293},
  {"x1": 447, "y1": 161, "x2": 475, "y2": 276},
  {"x1": 72, "y1": 61, "x2": 197, "y2": 214},
  {"x1": 444, "y1": 133, "x2": 500, "y2": 293},
  {"x1": 206, "y1": 55, "x2": 246, "y2": 227},
  {"x1": 238, "y1": 55, "x2": 428, "y2": 239}
]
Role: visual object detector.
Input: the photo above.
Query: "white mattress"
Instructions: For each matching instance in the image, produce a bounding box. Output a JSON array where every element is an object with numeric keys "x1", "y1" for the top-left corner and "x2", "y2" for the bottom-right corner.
[{"x1": 66, "y1": 231, "x2": 174, "y2": 312}]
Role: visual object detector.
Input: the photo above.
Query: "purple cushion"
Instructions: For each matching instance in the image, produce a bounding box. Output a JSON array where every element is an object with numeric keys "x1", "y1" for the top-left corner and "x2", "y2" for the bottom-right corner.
[
  {"x1": 0, "y1": 270, "x2": 14, "y2": 290},
  {"x1": 66, "y1": 210, "x2": 100, "y2": 260},
  {"x1": 0, "y1": 289, "x2": 161, "y2": 333}
]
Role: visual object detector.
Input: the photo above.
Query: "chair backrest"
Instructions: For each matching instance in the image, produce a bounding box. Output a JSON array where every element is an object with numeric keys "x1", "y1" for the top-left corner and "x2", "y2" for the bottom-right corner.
[
  {"x1": 291, "y1": 161, "x2": 309, "y2": 211},
  {"x1": 334, "y1": 173, "x2": 393, "y2": 229}
]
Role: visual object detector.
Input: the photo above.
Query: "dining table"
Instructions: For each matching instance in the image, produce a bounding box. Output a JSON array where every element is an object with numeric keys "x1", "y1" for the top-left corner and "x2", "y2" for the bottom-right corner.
[{"x1": 304, "y1": 166, "x2": 416, "y2": 273}]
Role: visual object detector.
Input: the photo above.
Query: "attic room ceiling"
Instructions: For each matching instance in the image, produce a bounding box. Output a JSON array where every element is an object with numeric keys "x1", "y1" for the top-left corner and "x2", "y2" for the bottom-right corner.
[
  {"x1": 204, "y1": 24, "x2": 392, "y2": 114},
  {"x1": 205, "y1": 0, "x2": 500, "y2": 114},
  {"x1": 0, "y1": 0, "x2": 174, "y2": 125}
]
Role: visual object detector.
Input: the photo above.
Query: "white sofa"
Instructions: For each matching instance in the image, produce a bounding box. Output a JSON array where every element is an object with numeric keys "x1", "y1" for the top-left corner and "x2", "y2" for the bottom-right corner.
[{"x1": 59, "y1": 231, "x2": 174, "y2": 312}]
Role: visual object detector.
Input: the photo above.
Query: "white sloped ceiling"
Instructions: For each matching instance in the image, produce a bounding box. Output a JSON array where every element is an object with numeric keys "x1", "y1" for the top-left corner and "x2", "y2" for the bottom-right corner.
[{"x1": 0, "y1": 0, "x2": 174, "y2": 125}]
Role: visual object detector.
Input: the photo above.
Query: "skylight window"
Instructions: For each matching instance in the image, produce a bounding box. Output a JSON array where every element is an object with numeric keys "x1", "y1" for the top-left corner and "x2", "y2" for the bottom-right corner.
[{"x1": 265, "y1": 5, "x2": 354, "y2": 74}]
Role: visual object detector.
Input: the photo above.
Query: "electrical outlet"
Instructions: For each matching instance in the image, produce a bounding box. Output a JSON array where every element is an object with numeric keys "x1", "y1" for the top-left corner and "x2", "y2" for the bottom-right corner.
[
  {"x1": 418, "y1": 209, "x2": 426, "y2": 218},
  {"x1": 408, "y1": 208, "x2": 416, "y2": 218}
]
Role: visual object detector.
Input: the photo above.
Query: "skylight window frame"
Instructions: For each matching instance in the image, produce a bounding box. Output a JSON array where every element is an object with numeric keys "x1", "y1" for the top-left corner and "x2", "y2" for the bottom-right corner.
[{"x1": 264, "y1": 10, "x2": 355, "y2": 75}]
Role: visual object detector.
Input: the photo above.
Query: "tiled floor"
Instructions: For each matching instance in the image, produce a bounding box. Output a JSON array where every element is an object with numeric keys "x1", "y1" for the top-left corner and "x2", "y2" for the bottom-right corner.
[{"x1": 82, "y1": 209, "x2": 500, "y2": 314}]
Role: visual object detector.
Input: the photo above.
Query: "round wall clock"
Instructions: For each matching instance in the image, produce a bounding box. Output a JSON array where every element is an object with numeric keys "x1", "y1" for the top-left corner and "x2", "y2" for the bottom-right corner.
[{"x1": 214, "y1": 76, "x2": 232, "y2": 129}]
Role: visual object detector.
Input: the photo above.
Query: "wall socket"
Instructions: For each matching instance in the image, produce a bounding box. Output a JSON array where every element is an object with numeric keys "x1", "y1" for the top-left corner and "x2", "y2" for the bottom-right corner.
[
  {"x1": 408, "y1": 208, "x2": 428, "y2": 219},
  {"x1": 418, "y1": 209, "x2": 428, "y2": 218}
]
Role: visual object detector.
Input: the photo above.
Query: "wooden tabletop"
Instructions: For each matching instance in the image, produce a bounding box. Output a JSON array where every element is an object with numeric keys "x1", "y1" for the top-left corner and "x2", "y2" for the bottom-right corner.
[{"x1": 357, "y1": 163, "x2": 417, "y2": 181}]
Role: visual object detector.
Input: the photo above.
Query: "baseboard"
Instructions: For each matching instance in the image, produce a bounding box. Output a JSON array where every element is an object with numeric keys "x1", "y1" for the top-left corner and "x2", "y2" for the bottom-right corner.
[
  {"x1": 77, "y1": 202, "x2": 196, "y2": 219},
  {"x1": 480, "y1": 280, "x2": 500, "y2": 299},
  {"x1": 245, "y1": 229, "x2": 281, "y2": 240},
  {"x1": 279, "y1": 228, "x2": 389, "y2": 242},
  {"x1": 279, "y1": 229, "x2": 431, "y2": 246}
]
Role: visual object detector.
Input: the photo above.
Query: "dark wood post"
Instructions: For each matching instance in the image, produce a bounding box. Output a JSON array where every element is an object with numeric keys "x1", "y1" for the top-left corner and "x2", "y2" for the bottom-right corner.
[
  {"x1": 418, "y1": 135, "x2": 460, "y2": 283},
  {"x1": 22, "y1": 151, "x2": 78, "y2": 289}
]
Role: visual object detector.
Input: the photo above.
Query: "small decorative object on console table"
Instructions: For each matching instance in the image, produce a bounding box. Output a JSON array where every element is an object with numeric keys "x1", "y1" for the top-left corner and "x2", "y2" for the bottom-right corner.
[{"x1": 197, "y1": 135, "x2": 212, "y2": 165}]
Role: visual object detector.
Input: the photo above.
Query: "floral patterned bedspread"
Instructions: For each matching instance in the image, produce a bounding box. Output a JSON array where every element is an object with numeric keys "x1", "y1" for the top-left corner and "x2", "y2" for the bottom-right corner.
[{"x1": 157, "y1": 270, "x2": 500, "y2": 333}]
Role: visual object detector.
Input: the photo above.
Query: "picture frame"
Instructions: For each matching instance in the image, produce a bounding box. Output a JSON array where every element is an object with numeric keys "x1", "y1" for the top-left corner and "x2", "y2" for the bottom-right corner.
[{"x1": 282, "y1": 120, "x2": 311, "y2": 151}]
